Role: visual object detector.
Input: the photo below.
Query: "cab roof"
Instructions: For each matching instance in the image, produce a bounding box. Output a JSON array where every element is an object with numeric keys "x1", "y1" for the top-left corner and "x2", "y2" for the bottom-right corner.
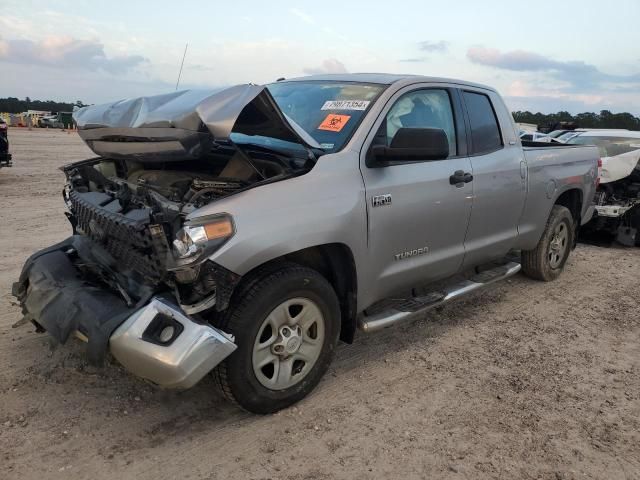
[{"x1": 279, "y1": 73, "x2": 495, "y2": 92}]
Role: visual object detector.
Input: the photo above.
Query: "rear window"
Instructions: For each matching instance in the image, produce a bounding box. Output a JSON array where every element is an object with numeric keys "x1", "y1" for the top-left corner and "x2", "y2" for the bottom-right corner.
[
  {"x1": 463, "y1": 91, "x2": 503, "y2": 154},
  {"x1": 567, "y1": 135, "x2": 640, "y2": 157}
]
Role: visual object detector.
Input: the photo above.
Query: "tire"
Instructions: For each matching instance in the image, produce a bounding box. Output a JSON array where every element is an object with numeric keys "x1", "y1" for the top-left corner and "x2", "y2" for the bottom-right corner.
[
  {"x1": 522, "y1": 205, "x2": 575, "y2": 281},
  {"x1": 214, "y1": 263, "x2": 340, "y2": 414}
]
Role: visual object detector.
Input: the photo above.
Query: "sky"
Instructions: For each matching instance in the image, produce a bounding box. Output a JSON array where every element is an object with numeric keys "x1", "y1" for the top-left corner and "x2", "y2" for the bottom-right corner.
[{"x1": 1, "y1": 0, "x2": 640, "y2": 114}]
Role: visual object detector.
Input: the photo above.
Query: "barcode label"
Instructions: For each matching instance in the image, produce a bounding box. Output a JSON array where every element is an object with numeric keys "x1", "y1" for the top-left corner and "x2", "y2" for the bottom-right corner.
[{"x1": 321, "y1": 100, "x2": 370, "y2": 111}]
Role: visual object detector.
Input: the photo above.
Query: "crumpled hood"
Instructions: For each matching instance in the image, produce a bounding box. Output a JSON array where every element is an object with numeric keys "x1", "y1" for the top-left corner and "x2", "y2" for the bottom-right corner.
[{"x1": 73, "y1": 85, "x2": 316, "y2": 161}]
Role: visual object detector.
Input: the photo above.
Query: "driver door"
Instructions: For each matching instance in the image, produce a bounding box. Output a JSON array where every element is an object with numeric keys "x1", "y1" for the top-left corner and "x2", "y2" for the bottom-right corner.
[{"x1": 359, "y1": 86, "x2": 473, "y2": 305}]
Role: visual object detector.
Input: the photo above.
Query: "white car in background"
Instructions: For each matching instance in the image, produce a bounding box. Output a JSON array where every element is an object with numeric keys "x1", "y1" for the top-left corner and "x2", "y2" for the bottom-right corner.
[
  {"x1": 520, "y1": 131, "x2": 552, "y2": 142},
  {"x1": 567, "y1": 130, "x2": 640, "y2": 245},
  {"x1": 554, "y1": 131, "x2": 582, "y2": 143},
  {"x1": 548, "y1": 129, "x2": 580, "y2": 143}
]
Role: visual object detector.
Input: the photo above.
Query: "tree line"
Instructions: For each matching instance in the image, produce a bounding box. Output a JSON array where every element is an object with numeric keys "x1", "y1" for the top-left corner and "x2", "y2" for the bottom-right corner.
[
  {"x1": 513, "y1": 110, "x2": 640, "y2": 131},
  {"x1": 0, "y1": 97, "x2": 87, "y2": 114}
]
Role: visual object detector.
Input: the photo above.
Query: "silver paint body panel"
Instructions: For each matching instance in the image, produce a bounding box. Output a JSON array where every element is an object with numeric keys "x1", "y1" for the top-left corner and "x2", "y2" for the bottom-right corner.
[{"x1": 189, "y1": 74, "x2": 599, "y2": 313}]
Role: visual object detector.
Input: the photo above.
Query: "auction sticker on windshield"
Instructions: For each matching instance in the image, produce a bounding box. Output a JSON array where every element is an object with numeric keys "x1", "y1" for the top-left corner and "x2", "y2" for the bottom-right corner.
[
  {"x1": 321, "y1": 100, "x2": 370, "y2": 111},
  {"x1": 318, "y1": 114, "x2": 351, "y2": 132}
]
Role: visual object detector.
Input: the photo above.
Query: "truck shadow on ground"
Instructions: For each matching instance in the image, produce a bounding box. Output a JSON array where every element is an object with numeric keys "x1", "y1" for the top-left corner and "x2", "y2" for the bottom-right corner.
[{"x1": 6, "y1": 278, "x2": 524, "y2": 450}]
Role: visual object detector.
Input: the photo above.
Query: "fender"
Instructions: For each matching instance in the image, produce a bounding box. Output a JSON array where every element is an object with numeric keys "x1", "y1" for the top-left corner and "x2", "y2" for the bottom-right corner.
[{"x1": 190, "y1": 151, "x2": 370, "y2": 308}]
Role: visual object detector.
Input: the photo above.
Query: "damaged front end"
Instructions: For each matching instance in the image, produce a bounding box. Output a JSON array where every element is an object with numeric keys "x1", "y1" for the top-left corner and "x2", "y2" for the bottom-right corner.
[
  {"x1": 12, "y1": 236, "x2": 237, "y2": 388},
  {"x1": 12, "y1": 84, "x2": 319, "y2": 388}
]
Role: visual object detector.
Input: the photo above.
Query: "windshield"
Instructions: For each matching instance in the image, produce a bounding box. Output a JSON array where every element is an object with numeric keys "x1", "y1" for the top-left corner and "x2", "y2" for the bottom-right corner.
[
  {"x1": 266, "y1": 81, "x2": 385, "y2": 152},
  {"x1": 567, "y1": 135, "x2": 640, "y2": 157}
]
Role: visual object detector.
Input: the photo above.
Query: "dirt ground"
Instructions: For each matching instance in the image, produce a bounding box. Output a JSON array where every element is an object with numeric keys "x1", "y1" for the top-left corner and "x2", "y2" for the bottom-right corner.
[{"x1": 0, "y1": 128, "x2": 638, "y2": 480}]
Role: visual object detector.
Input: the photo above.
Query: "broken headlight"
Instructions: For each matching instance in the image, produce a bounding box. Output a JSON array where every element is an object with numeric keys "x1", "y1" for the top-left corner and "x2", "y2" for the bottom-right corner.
[{"x1": 173, "y1": 214, "x2": 235, "y2": 261}]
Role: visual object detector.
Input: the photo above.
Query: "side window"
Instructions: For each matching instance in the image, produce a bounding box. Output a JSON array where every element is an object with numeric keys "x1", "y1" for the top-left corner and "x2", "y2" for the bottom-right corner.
[
  {"x1": 463, "y1": 91, "x2": 503, "y2": 154},
  {"x1": 521, "y1": 134, "x2": 533, "y2": 141},
  {"x1": 384, "y1": 89, "x2": 457, "y2": 157}
]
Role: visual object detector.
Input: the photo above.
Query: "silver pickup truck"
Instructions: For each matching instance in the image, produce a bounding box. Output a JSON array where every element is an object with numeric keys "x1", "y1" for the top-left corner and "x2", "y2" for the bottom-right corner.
[{"x1": 13, "y1": 74, "x2": 599, "y2": 413}]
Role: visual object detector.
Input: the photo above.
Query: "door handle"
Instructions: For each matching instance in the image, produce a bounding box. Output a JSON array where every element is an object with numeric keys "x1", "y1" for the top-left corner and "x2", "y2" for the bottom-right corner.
[{"x1": 449, "y1": 170, "x2": 473, "y2": 186}]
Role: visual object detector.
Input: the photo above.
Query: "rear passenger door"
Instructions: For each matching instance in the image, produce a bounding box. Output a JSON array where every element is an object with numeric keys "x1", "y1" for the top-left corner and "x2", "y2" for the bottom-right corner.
[{"x1": 460, "y1": 89, "x2": 526, "y2": 268}]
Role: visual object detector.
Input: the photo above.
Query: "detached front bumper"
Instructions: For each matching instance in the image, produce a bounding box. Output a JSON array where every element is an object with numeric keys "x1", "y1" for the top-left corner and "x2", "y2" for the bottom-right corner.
[
  {"x1": 13, "y1": 238, "x2": 236, "y2": 389},
  {"x1": 110, "y1": 298, "x2": 236, "y2": 389}
]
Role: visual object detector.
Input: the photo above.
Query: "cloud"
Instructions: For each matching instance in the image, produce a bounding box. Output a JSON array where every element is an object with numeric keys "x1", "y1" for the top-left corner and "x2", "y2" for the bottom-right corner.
[
  {"x1": 303, "y1": 58, "x2": 348, "y2": 75},
  {"x1": 467, "y1": 46, "x2": 640, "y2": 90},
  {"x1": 400, "y1": 41, "x2": 447, "y2": 63},
  {"x1": 0, "y1": 35, "x2": 147, "y2": 73},
  {"x1": 0, "y1": 60, "x2": 179, "y2": 104},
  {"x1": 499, "y1": 79, "x2": 640, "y2": 115},
  {"x1": 289, "y1": 8, "x2": 315, "y2": 25},
  {"x1": 418, "y1": 41, "x2": 449, "y2": 53},
  {"x1": 399, "y1": 57, "x2": 427, "y2": 63}
]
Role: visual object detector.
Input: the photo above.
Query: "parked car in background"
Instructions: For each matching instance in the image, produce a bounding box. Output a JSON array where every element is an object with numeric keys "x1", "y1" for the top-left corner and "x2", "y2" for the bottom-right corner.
[
  {"x1": 567, "y1": 130, "x2": 640, "y2": 245},
  {"x1": 548, "y1": 129, "x2": 577, "y2": 140},
  {"x1": 0, "y1": 118, "x2": 12, "y2": 168},
  {"x1": 38, "y1": 114, "x2": 62, "y2": 128},
  {"x1": 38, "y1": 112, "x2": 74, "y2": 129},
  {"x1": 13, "y1": 74, "x2": 599, "y2": 413},
  {"x1": 554, "y1": 130, "x2": 583, "y2": 143},
  {"x1": 520, "y1": 131, "x2": 552, "y2": 142}
]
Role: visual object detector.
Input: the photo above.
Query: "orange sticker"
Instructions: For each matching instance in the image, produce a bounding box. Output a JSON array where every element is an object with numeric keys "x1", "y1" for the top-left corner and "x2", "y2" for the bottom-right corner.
[{"x1": 318, "y1": 114, "x2": 351, "y2": 132}]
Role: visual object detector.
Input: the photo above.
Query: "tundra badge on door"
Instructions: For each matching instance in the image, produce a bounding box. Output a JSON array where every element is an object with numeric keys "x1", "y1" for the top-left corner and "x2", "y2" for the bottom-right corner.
[
  {"x1": 372, "y1": 194, "x2": 392, "y2": 207},
  {"x1": 394, "y1": 246, "x2": 429, "y2": 261}
]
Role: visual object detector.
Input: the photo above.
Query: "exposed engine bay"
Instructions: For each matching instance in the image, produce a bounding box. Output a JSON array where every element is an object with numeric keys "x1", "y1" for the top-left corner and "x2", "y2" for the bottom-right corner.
[
  {"x1": 62, "y1": 141, "x2": 312, "y2": 313},
  {"x1": 57, "y1": 84, "x2": 325, "y2": 320},
  {"x1": 66, "y1": 144, "x2": 299, "y2": 214}
]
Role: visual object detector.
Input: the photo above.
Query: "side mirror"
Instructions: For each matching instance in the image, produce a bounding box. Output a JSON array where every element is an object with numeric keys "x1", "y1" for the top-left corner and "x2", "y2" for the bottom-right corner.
[{"x1": 369, "y1": 127, "x2": 449, "y2": 166}]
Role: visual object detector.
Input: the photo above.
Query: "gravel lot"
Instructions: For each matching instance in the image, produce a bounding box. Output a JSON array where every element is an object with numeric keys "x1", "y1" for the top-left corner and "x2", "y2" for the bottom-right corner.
[{"x1": 1, "y1": 128, "x2": 639, "y2": 480}]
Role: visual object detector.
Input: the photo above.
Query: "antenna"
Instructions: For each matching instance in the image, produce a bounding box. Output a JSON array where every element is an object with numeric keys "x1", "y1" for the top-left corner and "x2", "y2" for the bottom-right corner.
[{"x1": 175, "y1": 43, "x2": 188, "y2": 91}]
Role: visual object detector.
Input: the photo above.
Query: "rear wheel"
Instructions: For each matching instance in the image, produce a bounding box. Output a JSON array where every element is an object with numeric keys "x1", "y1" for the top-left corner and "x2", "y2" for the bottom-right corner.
[
  {"x1": 214, "y1": 264, "x2": 340, "y2": 414},
  {"x1": 522, "y1": 205, "x2": 574, "y2": 281}
]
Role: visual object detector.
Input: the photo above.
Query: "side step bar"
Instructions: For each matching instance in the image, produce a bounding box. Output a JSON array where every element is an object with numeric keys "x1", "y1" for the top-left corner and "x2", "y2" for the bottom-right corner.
[{"x1": 359, "y1": 261, "x2": 521, "y2": 333}]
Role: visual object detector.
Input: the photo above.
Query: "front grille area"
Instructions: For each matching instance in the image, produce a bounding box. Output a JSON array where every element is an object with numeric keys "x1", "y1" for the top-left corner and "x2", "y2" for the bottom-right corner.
[{"x1": 69, "y1": 190, "x2": 166, "y2": 283}]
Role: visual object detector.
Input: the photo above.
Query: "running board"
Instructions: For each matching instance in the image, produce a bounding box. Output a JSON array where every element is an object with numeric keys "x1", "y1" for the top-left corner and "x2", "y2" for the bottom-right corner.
[{"x1": 359, "y1": 261, "x2": 521, "y2": 333}]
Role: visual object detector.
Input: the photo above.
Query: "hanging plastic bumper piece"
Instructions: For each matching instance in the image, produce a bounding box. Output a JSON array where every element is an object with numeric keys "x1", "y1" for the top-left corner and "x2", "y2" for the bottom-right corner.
[{"x1": 12, "y1": 238, "x2": 236, "y2": 389}]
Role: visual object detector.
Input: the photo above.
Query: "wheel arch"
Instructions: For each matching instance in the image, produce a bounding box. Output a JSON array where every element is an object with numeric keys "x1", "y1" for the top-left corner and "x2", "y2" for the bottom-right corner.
[
  {"x1": 226, "y1": 243, "x2": 359, "y2": 344},
  {"x1": 553, "y1": 187, "x2": 583, "y2": 224}
]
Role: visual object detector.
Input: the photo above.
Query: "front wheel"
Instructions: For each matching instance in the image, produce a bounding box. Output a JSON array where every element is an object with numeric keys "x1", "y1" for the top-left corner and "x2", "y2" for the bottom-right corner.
[
  {"x1": 522, "y1": 205, "x2": 575, "y2": 281},
  {"x1": 214, "y1": 264, "x2": 340, "y2": 414}
]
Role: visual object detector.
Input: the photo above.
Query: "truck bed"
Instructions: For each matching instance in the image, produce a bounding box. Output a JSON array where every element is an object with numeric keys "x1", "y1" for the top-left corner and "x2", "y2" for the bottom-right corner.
[
  {"x1": 521, "y1": 141, "x2": 588, "y2": 149},
  {"x1": 515, "y1": 142, "x2": 599, "y2": 250}
]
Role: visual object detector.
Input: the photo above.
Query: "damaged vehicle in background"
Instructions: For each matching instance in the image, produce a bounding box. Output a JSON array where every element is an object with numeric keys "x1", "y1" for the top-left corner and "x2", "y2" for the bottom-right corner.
[
  {"x1": 13, "y1": 75, "x2": 599, "y2": 413},
  {"x1": 0, "y1": 118, "x2": 12, "y2": 168},
  {"x1": 567, "y1": 130, "x2": 640, "y2": 246},
  {"x1": 519, "y1": 131, "x2": 552, "y2": 142}
]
